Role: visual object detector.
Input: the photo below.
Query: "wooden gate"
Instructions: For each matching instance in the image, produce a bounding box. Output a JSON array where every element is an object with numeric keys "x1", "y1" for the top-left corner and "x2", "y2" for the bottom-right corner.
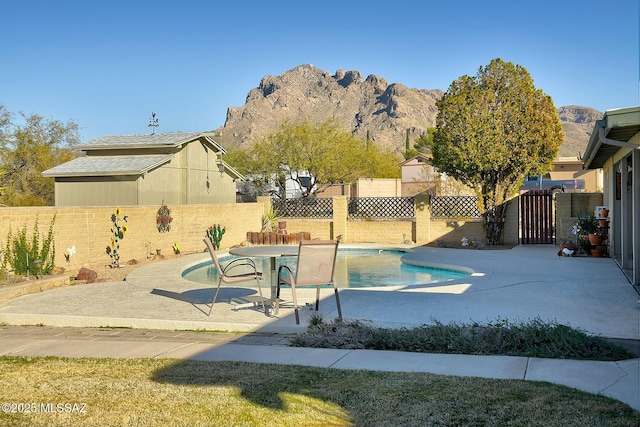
[{"x1": 520, "y1": 190, "x2": 554, "y2": 244}]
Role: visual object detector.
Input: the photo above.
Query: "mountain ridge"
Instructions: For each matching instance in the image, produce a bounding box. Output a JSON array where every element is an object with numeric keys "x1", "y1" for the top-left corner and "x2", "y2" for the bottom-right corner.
[{"x1": 213, "y1": 64, "x2": 601, "y2": 159}]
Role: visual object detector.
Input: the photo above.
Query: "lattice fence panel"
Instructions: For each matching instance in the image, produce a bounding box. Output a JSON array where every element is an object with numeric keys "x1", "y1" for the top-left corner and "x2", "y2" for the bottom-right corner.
[
  {"x1": 430, "y1": 196, "x2": 481, "y2": 219},
  {"x1": 348, "y1": 197, "x2": 414, "y2": 219},
  {"x1": 272, "y1": 198, "x2": 333, "y2": 218}
]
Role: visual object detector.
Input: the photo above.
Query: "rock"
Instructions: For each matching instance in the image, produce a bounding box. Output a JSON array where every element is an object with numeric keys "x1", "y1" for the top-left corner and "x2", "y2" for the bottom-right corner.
[
  {"x1": 51, "y1": 266, "x2": 65, "y2": 275},
  {"x1": 76, "y1": 267, "x2": 98, "y2": 283},
  {"x1": 126, "y1": 259, "x2": 139, "y2": 265}
]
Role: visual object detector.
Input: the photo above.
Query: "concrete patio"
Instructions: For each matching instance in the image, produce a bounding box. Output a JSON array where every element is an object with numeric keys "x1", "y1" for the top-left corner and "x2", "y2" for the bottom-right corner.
[
  {"x1": 0, "y1": 244, "x2": 638, "y2": 410},
  {"x1": 0, "y1": 244, "x2": 637, "y2": 339}
]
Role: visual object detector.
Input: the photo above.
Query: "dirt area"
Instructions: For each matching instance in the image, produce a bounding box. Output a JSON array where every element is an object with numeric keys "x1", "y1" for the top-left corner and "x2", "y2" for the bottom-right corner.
[{"x1": 1, "y1": 251, "x2": 196, "y2": 286}]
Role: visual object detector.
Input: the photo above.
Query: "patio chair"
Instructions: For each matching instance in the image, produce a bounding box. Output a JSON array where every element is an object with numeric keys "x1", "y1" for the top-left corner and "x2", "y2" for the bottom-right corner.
[
  {"x1": 276, "y1": 239, "x2": 342, "y2": 324},
  {"x1": 203, "y1": 238, "x2": 266, "y2": 315}
]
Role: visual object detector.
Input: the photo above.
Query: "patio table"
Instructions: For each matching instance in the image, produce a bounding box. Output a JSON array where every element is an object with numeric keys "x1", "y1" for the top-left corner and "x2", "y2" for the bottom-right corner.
[{"x1": 229, "y1": 245, "x2": 298, "y2": 306}]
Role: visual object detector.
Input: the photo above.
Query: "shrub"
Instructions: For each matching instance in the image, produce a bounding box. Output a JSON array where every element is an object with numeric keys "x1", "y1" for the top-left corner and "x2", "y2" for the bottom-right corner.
[
  {"x1": 2, "y1": 215, "x2": 56, "y2": 276},
  {"x1": 291, "y1": 316, "x2": 636, "y2": 361}
]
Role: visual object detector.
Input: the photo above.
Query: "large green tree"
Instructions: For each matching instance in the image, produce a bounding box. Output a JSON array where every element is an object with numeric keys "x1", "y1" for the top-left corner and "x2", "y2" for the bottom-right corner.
[
  {"x1": 0, "y1": 105, "x2": 79, "y2": 206},
  {"x1": 432, "y1": 58, "x2": 564, "y2": 245},
  {"x1": 228, "y1": 119, "x2": 401, "y2": 198}
]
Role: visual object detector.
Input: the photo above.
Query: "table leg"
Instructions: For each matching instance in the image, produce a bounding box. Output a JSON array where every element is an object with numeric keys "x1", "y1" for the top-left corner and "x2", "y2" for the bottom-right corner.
[{"x1": 270, "y1": 256, "x2": 278, "y2": 302}]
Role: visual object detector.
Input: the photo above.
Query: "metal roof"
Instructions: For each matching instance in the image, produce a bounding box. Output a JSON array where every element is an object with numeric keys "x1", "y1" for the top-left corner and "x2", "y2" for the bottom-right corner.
[
  {"x1": 42, "y1": 154, "x2": 173, "y2": 177},
  {"x1": 583, "y1": 106, "x2": 640, "y2": 169}
]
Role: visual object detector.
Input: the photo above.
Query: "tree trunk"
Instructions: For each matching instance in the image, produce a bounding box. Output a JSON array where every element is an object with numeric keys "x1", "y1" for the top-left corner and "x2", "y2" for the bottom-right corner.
[{"x1": 482, "y1": 205, "x2": 507, "y2": 245}]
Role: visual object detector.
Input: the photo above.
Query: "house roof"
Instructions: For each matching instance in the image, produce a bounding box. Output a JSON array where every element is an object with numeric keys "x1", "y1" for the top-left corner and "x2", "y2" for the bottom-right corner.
[
  {"x1": 399, "y1": 153, "x2": 432, "y2": 167},
  {"x1": 583, "y1": 106, "x2": 640, "y2": 169},
  {"x1": 77, "y1": 132, "x2": 226, "y2": 153},
  {"x1": 42, "y1": 132, "x2": 245, "y2": 179},
  {"x1": 42, "y1": 154, "x2": 173, "y2": 177}
]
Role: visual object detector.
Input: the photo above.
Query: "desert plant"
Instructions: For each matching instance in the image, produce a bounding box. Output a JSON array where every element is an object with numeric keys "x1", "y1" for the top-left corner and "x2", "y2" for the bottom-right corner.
[
  {"x1": 206, "y1": 224, "x2": 226, "y2": 250},
  {"x1": 2, "y1": 215, "x2": 56, "y2": 275},
  {"x1": 261, "y1": 207, "x2": 278, "y2": 232},
  {"x1": 291, "y1": 316, "x2": 635, "y2": 361}
]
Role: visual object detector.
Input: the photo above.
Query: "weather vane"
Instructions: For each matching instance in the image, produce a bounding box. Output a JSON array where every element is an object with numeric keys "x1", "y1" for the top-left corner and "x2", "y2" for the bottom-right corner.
[{"x1": 148, "y1": 112, "x2": 159, "y2": 134}]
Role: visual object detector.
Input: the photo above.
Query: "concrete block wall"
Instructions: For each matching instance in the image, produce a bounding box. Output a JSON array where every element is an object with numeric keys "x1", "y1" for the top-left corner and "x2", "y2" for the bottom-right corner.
[
  {"x1": 278, "y1": 219, "x2": 333, "y2": 241},
  {"x1": 555, "y1": 192, "x2": 603, "y2": 244},
  {"x1": 502, "y1": 197, "x2": 520, "y2": 245},
  {"x1": 0, "y1": 194, "x2": 521, "y2": 276},
  {"x1": 429, "y1": 220, "x2": 485, "y2": 245},
  {"x1": 346, "y1": 220, "x2": 414, "y2": 244},
  {"x1": 0, "y1": 203, "x2": 264, "y2": 274}
]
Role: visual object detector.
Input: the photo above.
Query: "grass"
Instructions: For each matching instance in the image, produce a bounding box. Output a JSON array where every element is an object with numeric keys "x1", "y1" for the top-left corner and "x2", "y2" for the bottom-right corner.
[
  {"x1": 290, "y1": 316, "x2": 637, "y2": 361},
  {"x1": 0, "y1": 356, "x2": 638, "y2": 427}
]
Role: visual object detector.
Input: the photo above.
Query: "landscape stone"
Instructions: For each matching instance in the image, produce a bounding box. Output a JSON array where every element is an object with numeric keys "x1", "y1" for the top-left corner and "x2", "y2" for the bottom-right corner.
[{"x1": 76, "y1": 267, "x2": 98, "y2": 284}]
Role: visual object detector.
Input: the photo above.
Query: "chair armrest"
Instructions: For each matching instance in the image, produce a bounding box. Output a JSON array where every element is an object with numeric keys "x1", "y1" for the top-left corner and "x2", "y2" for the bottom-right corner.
[
  {"x1": 277, "y1": 265, "x2": 294, "y2": 285},
  {"x1": 223, "y1": 258, "x2": 259, "y2": 275}
]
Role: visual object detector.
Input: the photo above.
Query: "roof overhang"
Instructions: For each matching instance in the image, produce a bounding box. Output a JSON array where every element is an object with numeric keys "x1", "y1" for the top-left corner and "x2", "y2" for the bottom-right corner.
[
  {"x1": 583, "y1": 106, "x2": 640, "y2": 169},
  {"x1": 220, "y1": 160, "x2": 245, "y2": 180}
]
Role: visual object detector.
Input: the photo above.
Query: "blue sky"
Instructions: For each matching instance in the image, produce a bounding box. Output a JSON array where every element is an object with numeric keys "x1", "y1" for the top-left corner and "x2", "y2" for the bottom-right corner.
[{"x1": 1, "y1": 0, "x2": 638, "y2": 142}]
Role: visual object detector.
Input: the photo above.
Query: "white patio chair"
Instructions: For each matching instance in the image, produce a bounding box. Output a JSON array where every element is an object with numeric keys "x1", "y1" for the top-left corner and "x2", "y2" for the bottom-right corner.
[
  {"x1": 203, "y1": 238, "x2": 266, "y2": 315},
  {"x1": 276, "y1": 240, "x2": 342, "y2": 324}
]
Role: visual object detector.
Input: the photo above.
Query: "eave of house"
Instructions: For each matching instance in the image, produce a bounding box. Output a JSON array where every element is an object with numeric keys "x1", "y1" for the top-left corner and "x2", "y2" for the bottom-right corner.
[
  {"x1": 583, "y1": 106, "x2": 640, "y2": 169},
  {"x1": 220, "y1": 160, "x2": 245, "y2": 180}
]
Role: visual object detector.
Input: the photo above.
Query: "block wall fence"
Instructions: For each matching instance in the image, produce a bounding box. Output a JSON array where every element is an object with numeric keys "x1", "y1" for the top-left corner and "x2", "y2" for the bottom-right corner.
[
  {"x1": 555, "y1": 192, "x2": 604, "y2": 244},
  {"x1": 0, "y1": 195, "x2": 519, "y2": 275}
]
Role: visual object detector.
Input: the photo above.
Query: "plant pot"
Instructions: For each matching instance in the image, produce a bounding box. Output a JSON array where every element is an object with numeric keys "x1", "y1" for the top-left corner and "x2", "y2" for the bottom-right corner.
[
  {"x1": 598, "y1": 219, "x2": 609, "y2": 227},
  {"x1": 599, "y1": 209, "x2": 609, "y2": 218},
  {"x1": 590, "y1": 248, "x2": 603, "y2": 257},
  {"x1": 277, "y1": 221, "x2": 287, "y2": 234},
  {"x1": 588, "y1": 234, "x2": 602, "y2": 245}
]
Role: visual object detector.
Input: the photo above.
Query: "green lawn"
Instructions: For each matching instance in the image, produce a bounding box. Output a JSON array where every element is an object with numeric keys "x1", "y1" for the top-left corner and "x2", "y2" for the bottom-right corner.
[{"x1": 0, "y1": 357, "x2": 637, "y2": 427}]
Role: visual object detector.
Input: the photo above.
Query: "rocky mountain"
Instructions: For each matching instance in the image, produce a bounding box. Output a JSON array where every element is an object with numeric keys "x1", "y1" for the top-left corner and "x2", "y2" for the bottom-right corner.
[
  {"x1": 556, "y1": 105, "x2": 603, "y2": 158},
  {"x1": 213, "y1": 64, "x2": 601, "y2": 159}
]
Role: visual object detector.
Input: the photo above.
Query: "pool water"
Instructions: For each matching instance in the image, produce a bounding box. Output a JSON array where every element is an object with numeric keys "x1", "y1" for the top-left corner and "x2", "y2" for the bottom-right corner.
[{"x1": 182, "y1": 249, "x2": 469, "y2": 288}]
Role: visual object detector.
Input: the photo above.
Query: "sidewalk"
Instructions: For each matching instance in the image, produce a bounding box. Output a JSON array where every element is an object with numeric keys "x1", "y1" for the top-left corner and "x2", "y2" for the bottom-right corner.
[{"x1": 0, "y1": 245, "x2": 638, "y2": 410}]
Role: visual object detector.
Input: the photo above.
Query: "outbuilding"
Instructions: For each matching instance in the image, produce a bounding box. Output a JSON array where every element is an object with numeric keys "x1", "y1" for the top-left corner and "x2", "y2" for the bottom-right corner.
[{"x1": 42, "y1": 132, "x2": 242, "y2": 206}]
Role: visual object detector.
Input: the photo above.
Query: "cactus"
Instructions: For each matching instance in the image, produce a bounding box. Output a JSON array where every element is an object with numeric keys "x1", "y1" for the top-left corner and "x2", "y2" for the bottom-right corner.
[{"x1": 206, "y1": 224, "x2": 226, "y2": 250}]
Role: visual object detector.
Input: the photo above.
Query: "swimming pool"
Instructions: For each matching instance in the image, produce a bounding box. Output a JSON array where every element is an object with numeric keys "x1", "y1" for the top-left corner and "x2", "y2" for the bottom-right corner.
[{"x1": 181, "y1": 249, "x2": 469, "y2": 288}]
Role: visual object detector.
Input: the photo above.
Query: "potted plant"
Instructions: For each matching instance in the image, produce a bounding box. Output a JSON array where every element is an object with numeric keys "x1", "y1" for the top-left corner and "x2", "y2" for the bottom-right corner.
[
  {"x1": 578, "y1": 214, "x2": 602, "y2": 245},
  {"x1": 590, "y1": 247, "x2": 603, "y2": 257},
  {"x1": 261, "y1": 207, "x2": 279, "y2": 232}
]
